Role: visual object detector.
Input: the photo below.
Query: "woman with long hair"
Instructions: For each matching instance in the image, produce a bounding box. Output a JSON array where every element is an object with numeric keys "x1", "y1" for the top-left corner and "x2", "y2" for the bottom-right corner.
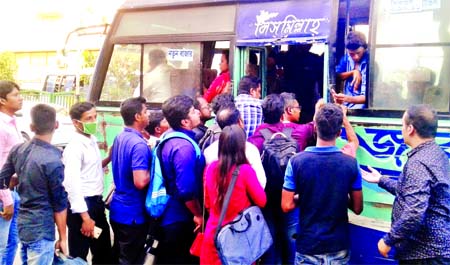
[{"x1": 200, "y1": 124, "x2": 267, "y2": 264}]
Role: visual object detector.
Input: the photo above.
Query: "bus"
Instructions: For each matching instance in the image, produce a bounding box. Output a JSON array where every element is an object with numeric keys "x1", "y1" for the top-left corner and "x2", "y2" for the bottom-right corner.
[{"x1": 88, "y1": 0, "x2": 450, "y2": 263}]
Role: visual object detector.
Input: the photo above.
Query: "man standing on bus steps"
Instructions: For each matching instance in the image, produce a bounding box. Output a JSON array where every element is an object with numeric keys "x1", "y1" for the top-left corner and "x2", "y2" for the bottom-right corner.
[
  {"x1": 62, "y1": 102, "x2": 113, "y2": 263},
  {"x1": 362, "y1": 104, "x2": 450, "y2": 264},
  {"x1": 0, "y1": 80, "x2": 23, "y2": 265},
  {"x1": 235, "y1": 75, "x2": 263, "y2": 137},
  {"x1": 334, "y1": 31, "x2": 369, "y2": 109}
]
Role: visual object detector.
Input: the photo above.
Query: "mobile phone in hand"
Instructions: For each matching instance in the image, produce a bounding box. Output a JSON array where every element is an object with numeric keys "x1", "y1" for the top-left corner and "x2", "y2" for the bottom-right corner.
[{"x1": 93, "y1": 226, "x2": 102, "y2": 239}]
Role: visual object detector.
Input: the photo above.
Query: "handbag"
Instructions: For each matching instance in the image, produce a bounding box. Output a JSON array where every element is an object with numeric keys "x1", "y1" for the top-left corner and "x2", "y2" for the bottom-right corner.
[
  {"x1": 214, "y1": 165, "x2": 273, "y2": 265},
  {"x1": 190, "y1": 232, "x2": 204, "y2": 257}
]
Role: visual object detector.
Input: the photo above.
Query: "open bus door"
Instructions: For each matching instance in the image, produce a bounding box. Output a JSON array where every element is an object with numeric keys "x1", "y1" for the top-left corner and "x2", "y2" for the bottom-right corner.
[
  {"x1": 233, "y1": 47, "x2": 266, "y2": 96},
  {"x1": 234, "y1": 0, "x2": 335, "y2": 123}
]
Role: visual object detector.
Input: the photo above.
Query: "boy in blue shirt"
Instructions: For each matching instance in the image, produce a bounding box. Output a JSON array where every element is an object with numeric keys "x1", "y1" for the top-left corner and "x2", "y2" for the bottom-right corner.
[{"x1": 282, "y1": 103, "x2": 363, "y2": 264}]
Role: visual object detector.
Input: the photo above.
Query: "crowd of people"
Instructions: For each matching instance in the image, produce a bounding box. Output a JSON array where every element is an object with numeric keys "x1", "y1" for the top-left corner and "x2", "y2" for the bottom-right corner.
[{"x1": 0, "y1": 70, "x2": 449, "y2": 265}]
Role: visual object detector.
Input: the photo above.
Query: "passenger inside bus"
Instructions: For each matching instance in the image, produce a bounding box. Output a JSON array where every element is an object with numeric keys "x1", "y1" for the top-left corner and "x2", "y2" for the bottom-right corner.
[
  {"x1": 334, "y1": 31, "x2": 368, "y2": 109},
  {"x1": 246, "y1": 51, "x2": 259, "y2": 78},
  {"x1": 266, "y1": 44, "x2": 323, "y2": 124},
  {"x1": 141, "y1": 49, "x2": 174, "y2": 103},
  {"x1": 203, "y1": 50, "x2": 231, "y2": 103}
]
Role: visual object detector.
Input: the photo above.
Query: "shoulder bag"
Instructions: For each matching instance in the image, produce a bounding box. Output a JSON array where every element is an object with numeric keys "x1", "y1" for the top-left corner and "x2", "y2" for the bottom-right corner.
[{"x1": 214, "y1": 165, "x2": 273, "y2": 265}]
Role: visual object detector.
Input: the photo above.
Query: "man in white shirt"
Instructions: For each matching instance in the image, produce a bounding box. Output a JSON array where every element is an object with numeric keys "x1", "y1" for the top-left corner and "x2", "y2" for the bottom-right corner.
[
  {"x1": 62, "y1": 102, "x2": 113, "y2": 263},
  {"x1": 204, "y1": 105, "x2": 266, "y2": 188}
]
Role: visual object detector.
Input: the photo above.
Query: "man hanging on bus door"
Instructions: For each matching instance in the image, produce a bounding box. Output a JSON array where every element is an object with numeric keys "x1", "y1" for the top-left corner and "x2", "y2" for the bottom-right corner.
[{"x1": 333, "y1": 31, "x2": 369, "y2": 109}]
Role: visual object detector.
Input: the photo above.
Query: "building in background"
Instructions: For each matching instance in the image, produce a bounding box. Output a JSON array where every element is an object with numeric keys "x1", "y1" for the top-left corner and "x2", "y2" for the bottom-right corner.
[{"x1": 0, "y1": 0, "x2": 123, "y2": 89}]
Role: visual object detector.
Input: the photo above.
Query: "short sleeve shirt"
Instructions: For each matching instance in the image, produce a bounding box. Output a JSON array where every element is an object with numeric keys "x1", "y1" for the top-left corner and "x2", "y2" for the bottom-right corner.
[
  {"x1": 110, "y1": 127, "x2": 151, "y2": 225},
  {"x1": 283, "y1": 146, "x2": 361, "y2": 254}
]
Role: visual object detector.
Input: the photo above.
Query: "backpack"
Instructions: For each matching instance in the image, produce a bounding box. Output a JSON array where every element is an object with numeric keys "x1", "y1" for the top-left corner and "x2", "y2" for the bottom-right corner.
[
  {"x1": 145, "y1": 131, "x2": 202, "y2": 218},
  {"x1": 260, "y1": 127, "x2": 299, "y2": 207},
  {"x1": 198, "y1": 124, "x2": 221, "y2": 151}
]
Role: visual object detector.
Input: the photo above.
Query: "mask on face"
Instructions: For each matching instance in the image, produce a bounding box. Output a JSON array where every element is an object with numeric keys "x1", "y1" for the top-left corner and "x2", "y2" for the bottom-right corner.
[{"x1": 78, "y1": 121, "x2": 97, "y2": 135}]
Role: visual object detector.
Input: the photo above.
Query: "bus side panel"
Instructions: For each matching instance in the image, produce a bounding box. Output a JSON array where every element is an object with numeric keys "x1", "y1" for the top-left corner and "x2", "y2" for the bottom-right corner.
[{"x1": 97, "y1": 108, "x2": 124, "y2": 197}]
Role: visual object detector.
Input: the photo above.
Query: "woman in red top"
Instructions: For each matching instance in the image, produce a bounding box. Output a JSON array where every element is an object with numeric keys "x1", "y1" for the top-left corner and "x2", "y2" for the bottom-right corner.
[
  {"x1": 203, "y1": 51, "x2": 231, "y2": 103},
  {"x1": 200, "y1": 124, "x2": 267, "y2": 265}
]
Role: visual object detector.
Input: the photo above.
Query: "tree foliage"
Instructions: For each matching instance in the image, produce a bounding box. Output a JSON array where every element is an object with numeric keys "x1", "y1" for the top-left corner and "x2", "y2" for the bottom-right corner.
[{"x1": 0, "y1": 52, "x2": 18, "y2": 81}]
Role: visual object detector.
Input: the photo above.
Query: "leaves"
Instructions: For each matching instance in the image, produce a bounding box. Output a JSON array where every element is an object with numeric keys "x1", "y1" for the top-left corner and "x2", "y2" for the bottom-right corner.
[{"x1": 0, "y1": 52, "x2": 18, "y2": 81}]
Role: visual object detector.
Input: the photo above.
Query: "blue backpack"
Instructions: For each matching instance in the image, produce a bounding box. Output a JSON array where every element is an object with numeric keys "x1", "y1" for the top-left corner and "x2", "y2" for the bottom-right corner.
[{"x1": 145, "y1": 131, "x2": 202, "y2": 218}]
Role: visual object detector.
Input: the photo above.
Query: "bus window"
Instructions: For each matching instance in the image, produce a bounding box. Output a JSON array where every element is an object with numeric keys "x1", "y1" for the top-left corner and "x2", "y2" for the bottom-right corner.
[
  {"x1": 141, "y1": 43, "x2": 201, "y2": 103},
  {"x1": 100, "y1": 44, "x2": 140, "y2": 102},
  {"x1": 208, "y1": 41, "x2": 230, "y2": 76},
  {"x1": 371, "y1": 0, "x2": 450, "y2": 111},
  {"x1": 202, "y1": 41, "x2": 231, "y2": 102}
]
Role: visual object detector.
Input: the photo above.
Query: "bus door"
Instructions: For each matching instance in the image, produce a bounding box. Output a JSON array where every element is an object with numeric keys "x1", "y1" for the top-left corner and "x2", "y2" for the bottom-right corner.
[
  {"x1": 233, "y1": 46, "x2": 266, "y2": 97},
  {"x1": 235, "y1": 0, "x2": 334, "y2": 122}
]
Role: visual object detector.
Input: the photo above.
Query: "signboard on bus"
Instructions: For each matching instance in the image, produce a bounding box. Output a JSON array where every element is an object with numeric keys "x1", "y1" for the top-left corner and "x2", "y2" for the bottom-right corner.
[{"x1": 236, "y1": 0, "x2": 332, "y2": 46}]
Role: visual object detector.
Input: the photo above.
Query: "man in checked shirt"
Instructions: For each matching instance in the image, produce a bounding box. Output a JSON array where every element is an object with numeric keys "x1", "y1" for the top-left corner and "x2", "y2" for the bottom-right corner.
[{"x1": 363, "y1": 104, "x2": 450, "y2": 264}]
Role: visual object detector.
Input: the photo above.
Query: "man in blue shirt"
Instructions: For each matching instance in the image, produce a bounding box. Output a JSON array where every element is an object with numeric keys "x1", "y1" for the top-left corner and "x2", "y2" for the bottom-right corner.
[
  {"x1": 0, "y1": 104, "x2": 68, "y2": 264},
  {"x1": 334, "y1": 31, "x2": 369, "y2": 109},
  {"x1": 158, "y1": 95, "x2": 205, "y2": 264},
  {"x1": 282, "y1": 103, "x2": 363, "y2": 264},
  {"x1": 110, "y1": 97, "x2": 151, "y2": 264},
  {"x1": 362, "y1": 105, "x2": 450, "y2": 264}
]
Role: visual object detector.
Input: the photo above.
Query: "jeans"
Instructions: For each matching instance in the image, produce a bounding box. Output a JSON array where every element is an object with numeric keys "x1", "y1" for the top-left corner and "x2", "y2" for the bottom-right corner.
[
  {"x1": 399, "y1": 257, "x2": 450, "y2": 265},
  {"x1": 20, "y1": 239, "x2": 55, "y2": 265},
  {"x1": 111, "y1": 220, "x2": 148, "y2": 265},
  {"x1": 284, "y1": 209, "x2": 299, "y2": 264},
  {"x1": 0, "y1": 190, "x2": 20, "y2": 265},
  {"x1": 295, "y1": 249, "x2": 350, "y2": 265},
  {"x1": 0, "y1": 201, "x2": 11, "y2": 265},
  {"x1": 261, "y1": 206, "x2": 299, "y2": 265}
]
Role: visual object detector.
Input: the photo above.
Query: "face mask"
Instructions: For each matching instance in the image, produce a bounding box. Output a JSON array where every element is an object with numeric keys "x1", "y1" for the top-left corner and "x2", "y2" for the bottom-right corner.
[{"x1": 78, "y1": 121, "x2": 97, "y2": 135}]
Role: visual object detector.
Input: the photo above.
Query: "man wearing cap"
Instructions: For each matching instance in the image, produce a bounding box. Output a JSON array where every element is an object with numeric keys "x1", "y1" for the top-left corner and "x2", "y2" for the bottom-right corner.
[{"x1": 333, "y1": 31, "x2": 369, "y2": 109}]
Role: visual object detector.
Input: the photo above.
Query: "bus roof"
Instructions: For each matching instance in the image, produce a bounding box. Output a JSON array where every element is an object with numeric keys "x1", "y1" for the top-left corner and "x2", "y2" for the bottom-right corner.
[{"x1": 120, "y1": 0, "x2": 239, "y2": 10}]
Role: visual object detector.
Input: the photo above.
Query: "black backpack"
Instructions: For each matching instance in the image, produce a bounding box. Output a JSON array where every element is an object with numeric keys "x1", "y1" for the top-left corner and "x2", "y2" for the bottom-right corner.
[
  {"x1": 260, "y1": 127, "x2": 299, "y2": 207},
  {"x1": 198, "y1": 124, "x2": 221, "y2": 151}
]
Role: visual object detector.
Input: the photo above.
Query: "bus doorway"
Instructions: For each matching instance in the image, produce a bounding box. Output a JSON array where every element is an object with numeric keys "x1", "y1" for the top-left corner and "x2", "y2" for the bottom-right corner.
[{"x1": 265, "y1": 44, "x2": 324, "y2": 123}]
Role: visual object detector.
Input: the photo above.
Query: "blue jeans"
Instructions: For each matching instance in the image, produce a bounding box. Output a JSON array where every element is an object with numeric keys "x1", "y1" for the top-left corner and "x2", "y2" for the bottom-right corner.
[
  {"x1": 261, "y1": 207, "x2": 298, "y2": 264},
  {"x1": 0, "y1": 190, "x2": 20, "y2": 265},
  {"x1": 284, "y1": 209, "x2": 299, "y2": 264},
  {"x1": 0, "y1": 201, "x2": 11, "y2": 264},
  {"x1": 20, "y1": 239, "x2": 55, "y2": 265},
  {"x1": 295, "y1": 249, "x2": 350, "y2": 265}
]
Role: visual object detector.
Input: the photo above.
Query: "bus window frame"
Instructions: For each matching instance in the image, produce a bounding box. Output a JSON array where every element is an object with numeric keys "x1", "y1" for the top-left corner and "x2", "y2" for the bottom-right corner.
[
  {"x1": 363, "y1": 0, "x2": 450, "y2": 118},
  {"x1": 89, "y1": 5, "x2": 236, "y2": 108}
]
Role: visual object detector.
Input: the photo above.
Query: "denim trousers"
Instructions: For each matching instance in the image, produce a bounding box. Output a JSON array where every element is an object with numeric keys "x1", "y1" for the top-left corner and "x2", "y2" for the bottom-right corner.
[
  {"x1": 20, "y1": 239, "x2": 55, "y2": 265},
  {"x1": 295, "y1": 249, "x2": 350, "y2": 265},
  {"x1": 0, "y1": 190, "x2": 20, "y2": 265},
  {"x1": 399, "y1": 257, "x2": 450, "y2": 265},
  {"x1": 261, "y1": 206, "x2": 298, "y2": 265}
]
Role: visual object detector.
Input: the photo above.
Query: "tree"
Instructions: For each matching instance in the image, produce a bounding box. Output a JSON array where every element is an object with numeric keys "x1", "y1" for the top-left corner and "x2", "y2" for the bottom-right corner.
[{"x1": 0, "y1": 52, "x2": 18, "y2": 81}]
